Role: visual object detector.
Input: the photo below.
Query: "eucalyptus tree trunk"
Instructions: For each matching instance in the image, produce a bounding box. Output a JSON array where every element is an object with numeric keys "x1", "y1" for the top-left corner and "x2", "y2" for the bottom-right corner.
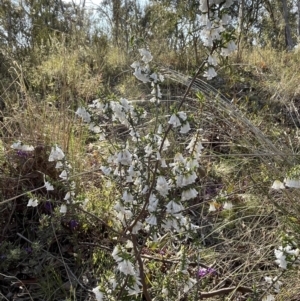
[
  {"x1": 298, "y1": 0, "x2": 300, "y2": 36},
  {"x1": 281, "y1": 0, "x2": 293, "y2": 49},
  {"x1": 112, "y1": 0, "x2": 121, "y2": 46}
]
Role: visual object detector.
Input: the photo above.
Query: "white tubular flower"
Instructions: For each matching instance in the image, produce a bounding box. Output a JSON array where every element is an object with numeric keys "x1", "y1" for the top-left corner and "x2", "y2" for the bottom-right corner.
[
  {"x1": 145, "y1": 214, "x2": 157, "y2": 225},
  {"x1": 60, "y1": 204, "x2": 67, "y2": 214},
  {"x1": 166, "y1": 200, "x2": 183, "y2": 214},
  {"x1": 208, "y1": 202, "x2": 217, "y2": 212},
  {"x1": 11, "y1": 141, "x2": 22, "y2": 149},
  {"x1": 199, "y1": 0, "x2": 208, "y2": 12},
  {"x1": 223, "y1": 201, "x2": 233, "y2": 210},
  {"x1": 271, "y1": 180, "x2": 285, "y2": 190},
  {"x1": 132, "y1": 221, "x2": 143, "y2": 234},
  {"x1": 162, "y1": 287, "x2": 169, "y2": 296},
  {"x1": 11, "y1": 141, "x2": 35, "y2": 151},
  {"x1": 156, "y1": 176, "x2": 170, "y2": 196},
  {"x1": 148, "y1": 194, "x2": 159, "y2": 212},
  {"x1": 182, "y1": 172, "x2": 197, "y2": 187},
  {"x1": 64, "y1": 191, "x2": 75, "y2": 201},
  {"x1": 221, "y1": 14, "x2": 231, "y2": 26},
  {"x1": 274, "y1": 247, "x2": 287, "y2": 269},
  {"x1": 203, "y1": 67, "x2": 217, "y2": 80},
  {"x1": 162, "y1": 138, "x2": 170, "y2": 151},
  {"x1": 89, "y1": 123, "x2": 101, "y2": 133},
  {"x1": 27, "y1": 198, "x2": 38, "y2": 207},
  {"x1": 129, "y1": 127, "x2": 140, "y2": 141},
  {"x1": 284, "y1": 178, "x2": 300, "y2": 188},
  {"x1": 120, "y1": 97, "x2": 131, "y2": 110},
  {"x1": 180, "y1": 122, "x2": 191, "y2": 134},
  {"x1": 117, "y1": 149, "x2": 132, "y2": 165},
  {"x1": 151, "y1": 84, "x2": 162, "y2": 99},
  {"x1": 195, "y1": 141, "x2": 204, "y2": 155},
  {"x1": 176, "y1": 174, "x2": 183, "y2": 187},
  {"x1": 55, "y1": 161, "x2": 63, "y2": 168},
  {"x1": 122, "y1": 190, "x2": 135, "y2": 203},
  {"x1": 187, "y1": 136, "x2": 204, "y2": 157},
  {"x1": 118, "y1": 260, "x2": 136, "y2": 276},
  {"x1": 44, "y1": 181, "x2": 54, "y2": 191},
  {"x1": 139, "y1": 48, "x2": 153, "y2": 63},
  {"x1": 224, "y1": 0, "x2": 234, "y2": 8},
  {"x1": 186, "y1": 158, "x2": 199, "y2": 170},
  {"x1": 173, "y1": 152, "x2": 185, "y2": 163},
  {"x1": 284, "y1": 245, "x2": 299, "y2": 256},
  {"x1": 221, "y1": 41, "x2": 237, "y2": 56},
  {"x1": 144, "y1": 144, "x2": 153, "y2": 157},
  {"x1": 59, "y1": 170, "x2": 68, "y2": 180},
  {"x1": 127, "y1": 278, "x2": 142, "y2": 295},
  {"x1": 89, "y1": 98, "x2": 103, "y2": 110},
  {"x1": 92, "y1": 286, "x2": 104, "y2": 301},
  {"x1": 184, "y1": 277, "x2": 197, "y2": 293},
  {"x1": 187, "y1": 136, "x2": 197, "y2": 151},
  {"x1": 264, "y1": 276, "x2": 282, "y2": 293},
  {"x1": 181, "y1": 188, "x2": 198, "y2": 201},
  {"x1": 130, "y1": 61, "x2": 140, "y2": 69},
  {"x1": 22, "y1": 145, "x2": 34, "y2": 151},
  {"x1": 150, "y1": 72, "x2": 158, "y2": 82},
  {"x1": 162, "y1": 217, "x2": 179, "y2": 231},
  {"x1": 157, "y1": 124, "x2": 163, "y2": 134},
  {"x1": 133, "y1": 67, "x2": 150, "y2": 83},
  {"x1": 75, "y1": 107, "x2": 91, "y2": 123},
  {"x1": 208, "y1": 54, "x2": 218, "y2": 66},
  {"x1": 100, "y1": 166, "x2": 111, "y2": 175},
  {"x1": 49, "y1": 145, "x2": 65, "y2": 161},
  {"x1": 161, "y1": 158, "x2": 168, "y2": 168},
  {"x1": 168, "y1": 114, "x2": 181, "y2": 127},
  {"x1": 112, "y1": 245, "x2": 122, "y2": 262},
  {"x1": 177, "y1": 111, "x2": 187, "y2": 121}
]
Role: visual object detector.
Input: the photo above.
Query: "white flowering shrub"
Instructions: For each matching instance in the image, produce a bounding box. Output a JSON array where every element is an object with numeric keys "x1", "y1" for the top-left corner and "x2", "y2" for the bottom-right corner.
[{"x1": 76, "y1": 48, "x2": 206, "y2": 300}]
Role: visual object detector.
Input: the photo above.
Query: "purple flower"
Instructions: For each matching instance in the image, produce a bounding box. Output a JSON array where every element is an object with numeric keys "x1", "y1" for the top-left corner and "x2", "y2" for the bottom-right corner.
[
  {"x1": 159, "y1": 249, "x2": 165, "y2": 255},
  {"x1": 69, "y1": 220, "x2": 79, "y2": 230},
  {"x1": 17, "y1": 150, "x2": 30, "y2": 158},
  {"x1": 24, "y1": 247, "x2": 32, "y2": 254},
  {"x1": 44, "y1": 201, "x2": 52, "y2": 213},
  {"x1": 197, "y1": 267, "x2": 216, "y2": 278}
]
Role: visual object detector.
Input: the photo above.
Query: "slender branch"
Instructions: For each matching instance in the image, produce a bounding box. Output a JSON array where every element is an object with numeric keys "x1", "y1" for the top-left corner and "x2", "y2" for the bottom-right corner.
[
  {"x1": 198, "y1": 286, "x2": 253, "y2": 299},
  {"x1": 132, "y1": 234, "x2": 152, "y2": 301}
]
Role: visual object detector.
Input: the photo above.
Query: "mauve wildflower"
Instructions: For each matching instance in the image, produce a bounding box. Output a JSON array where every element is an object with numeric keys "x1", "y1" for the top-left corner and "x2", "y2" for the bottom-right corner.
[
  {"x1": 69, "y1": 220, "x2": 79, "y2": 230},
  {"x1": 159, "y1": 249, "x2": 165, "y2": 255},
  {"x1": 44, "y1": 201, "x2": 52, "y2": 213},
  {"x1": 17, "y1": 150, "x2": 30, "y2": 158},
  {"x1": 197, "y1": 267, "x2": 216, "y2": 278},
  {"x1": 24, "y1": 247, "x2": 32, "y2": 254}
]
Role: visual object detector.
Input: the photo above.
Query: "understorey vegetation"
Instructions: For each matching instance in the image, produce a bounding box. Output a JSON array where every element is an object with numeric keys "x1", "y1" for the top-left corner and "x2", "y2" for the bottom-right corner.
[{"x1": 1, "y1": 1, "x2": 300, "y2": 301}]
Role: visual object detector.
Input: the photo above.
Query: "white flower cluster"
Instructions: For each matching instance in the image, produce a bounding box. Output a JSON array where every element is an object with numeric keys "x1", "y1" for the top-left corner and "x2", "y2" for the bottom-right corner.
[
  {"x1": 131, "y1": 48, "x2": 164, "y2": 103},
  {"x1": 48, "y1": 145, "x2": 76, "y2": 213},
  {"x1": 168, "y1": 111, "x2": 191, "y2": 134},
  {"x1": 80, "y1": 49, "x2": 203, "y2": 300},
  {"x1": 198, "y1": 0, "x2": 236, "y2": 80},
  {"x1": 87, "y1": 97, "x2": 146, "y2": 142},
  {"x1": 11, "y1": 140, "x2": 34, "y2": 151},
  {"x1": 111, "y1": 245, "x2": 142, "y2": 295},
  {"x1": 259, "y1": 244, "x2": 299, "y2": 301},
  {"x1": 274, "y1": 245, "x2": 299, "y2": 269}
]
